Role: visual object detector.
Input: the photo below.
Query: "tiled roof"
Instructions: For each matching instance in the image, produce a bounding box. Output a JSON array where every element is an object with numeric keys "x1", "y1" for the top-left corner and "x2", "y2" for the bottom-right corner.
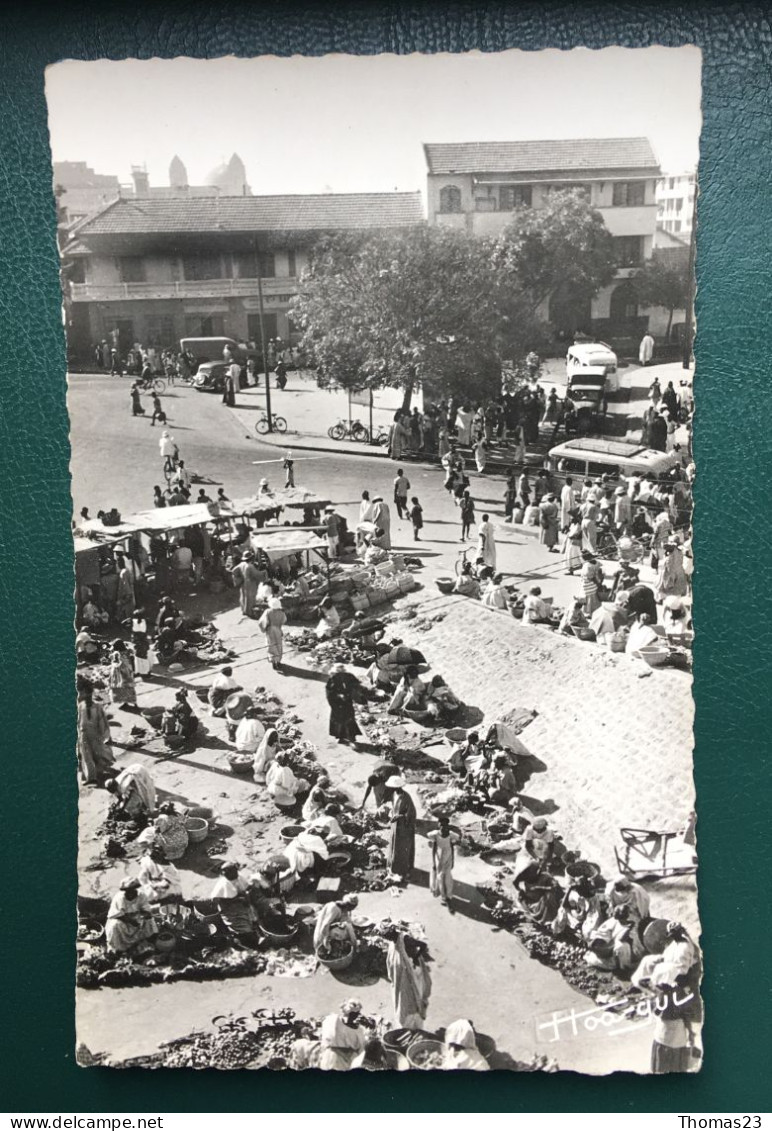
[
  {"x1": 75, "y1": 192, "x2": 425, "y2": 235},
  {"x1": 424, "y1": 138, "x2": 659, "y2": 175}
]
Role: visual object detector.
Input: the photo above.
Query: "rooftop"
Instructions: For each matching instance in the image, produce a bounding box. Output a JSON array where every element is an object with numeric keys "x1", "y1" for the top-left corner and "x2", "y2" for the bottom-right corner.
[
  {"x1": 424, "y1": 137, "x2": 659, "y2": 176},
  {"x1": 72, "y1": 192, "x2": 425, "y2": 236}
]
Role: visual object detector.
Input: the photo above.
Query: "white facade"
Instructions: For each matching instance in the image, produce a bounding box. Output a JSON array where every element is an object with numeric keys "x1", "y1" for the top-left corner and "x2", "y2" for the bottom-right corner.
[{"x1": 656, "y1": 171, "x2": 696, "y2": 237}]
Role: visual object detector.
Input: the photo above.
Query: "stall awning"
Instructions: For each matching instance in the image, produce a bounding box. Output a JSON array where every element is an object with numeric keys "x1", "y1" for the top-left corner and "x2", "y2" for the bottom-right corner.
[
  {"x1": 250, "y1": 530, "x2": 327, "y2": 558},
  {"x1": 228, "y1": 487, "x2": 330, "y2": 516}
]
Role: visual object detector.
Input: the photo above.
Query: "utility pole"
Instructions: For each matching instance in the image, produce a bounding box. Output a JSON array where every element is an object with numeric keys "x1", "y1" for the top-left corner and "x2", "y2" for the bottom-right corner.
[
  {"x1": 254, "y1": 239, "x2": 273, "y2": 431},
  {"x1": 682, "y1": 199, "x2": 697, "y2": 370}
]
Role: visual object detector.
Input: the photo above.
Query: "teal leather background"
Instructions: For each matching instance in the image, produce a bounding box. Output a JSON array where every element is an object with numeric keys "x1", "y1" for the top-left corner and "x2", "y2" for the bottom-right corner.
[{"x1": 1, "y1": 0, "x2": 770, "y2": 1113}]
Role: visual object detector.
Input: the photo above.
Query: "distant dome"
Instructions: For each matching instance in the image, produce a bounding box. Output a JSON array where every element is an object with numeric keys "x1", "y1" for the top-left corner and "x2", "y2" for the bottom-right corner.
[
  {"x1": 169, "y1": 155, "x2": 188, "y2": 188},
  {"x1": 204, "y1": 153, "x2": 249, "y2": 194}
]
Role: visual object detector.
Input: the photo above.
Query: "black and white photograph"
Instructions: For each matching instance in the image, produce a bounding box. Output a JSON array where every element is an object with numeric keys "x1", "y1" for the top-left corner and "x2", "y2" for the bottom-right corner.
[{"x1": 48, "y1": 45, "x2": 701, "y2": 1073}]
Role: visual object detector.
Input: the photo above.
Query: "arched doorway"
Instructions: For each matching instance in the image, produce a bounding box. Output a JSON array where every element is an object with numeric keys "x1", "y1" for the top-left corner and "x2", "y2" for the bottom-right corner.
[{"x1": 549, "y1": 283, "x2": 592, "y2": 339}]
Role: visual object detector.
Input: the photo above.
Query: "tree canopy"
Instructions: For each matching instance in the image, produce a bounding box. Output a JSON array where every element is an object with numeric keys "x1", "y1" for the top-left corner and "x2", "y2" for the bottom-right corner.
[
  {"x1": 491, "y1": 189, "x2": 617, "y2": 320},
  {"x1": 632, "y1": 250, "x2": 691, "y2": 339},
  {"x1": 290, "y1": 226, "x2": 529, "y2": 407}
]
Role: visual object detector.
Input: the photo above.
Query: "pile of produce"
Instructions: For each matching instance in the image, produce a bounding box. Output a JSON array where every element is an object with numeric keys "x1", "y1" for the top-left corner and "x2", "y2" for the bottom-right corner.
[{"x1": 158, "y1": 1008, "x2": 312, "y2": 1069}]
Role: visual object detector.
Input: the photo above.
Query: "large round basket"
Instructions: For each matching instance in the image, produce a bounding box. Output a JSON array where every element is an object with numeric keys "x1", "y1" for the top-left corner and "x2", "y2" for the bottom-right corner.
[
  {"x1": 642, "y1": 918, "x2": 671, "y2": 955},
  {"x1": 185, "y1": 817, "x2": 209, "y2": 843},
  {"x1": 444, "y1": 726, "x2": 467, "y2": 742},
  {"x1": 565, "y1": 860, "x2": 601, "y2": 880},
  {"x1": 228, "y1": 754, "x2": 253, "y2": 775},
  {"x1": 435, "y1": 577, "x2": 455, "y2": 595},
  {"x1": 257, "y1": 918, "x2": 301, "y2": 944},
  {"x1": 406, "y1": 1038, "x2": 446, "y2": 1070},
  {"x1": 635, "y1": 646, "x2": 671, "y2": 669},
  {"x1": 325, "y1": 850, "x2": 352, "y2": 871},
  {"x1": 155, "y1": 931, "x2": 177, "y2": 953},
  {"x1": 280, "y1": 824, "x2": 305, "y2": 844},
  {"x1": 315, "y1": 943, "x2": 354, "y2": 971}
]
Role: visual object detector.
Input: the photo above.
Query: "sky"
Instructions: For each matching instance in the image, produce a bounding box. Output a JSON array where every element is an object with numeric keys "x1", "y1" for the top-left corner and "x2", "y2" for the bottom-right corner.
[{"x1": 46, "y1": 47, "x2": 701, "y2": 195}]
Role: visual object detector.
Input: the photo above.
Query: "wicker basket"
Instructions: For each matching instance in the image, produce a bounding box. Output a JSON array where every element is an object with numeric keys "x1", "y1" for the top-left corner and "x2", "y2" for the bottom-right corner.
[
  {"x1": 316, "y1": 943, "x2": 355, "y2": 971},
  {"x1": 407, "y1": 1038, "x2": 445, "y2": 1070},
  {"x1": 398, "y1": 574, "x2": 417, "y2": 593},
  {"x1": 374, "y1": 560, "x2": 395, "y2": 576},
  {"x1": 185, "y1": 817, "x2": 209, "y2": 843},
  {"x1": 350, "y1": 593, "x2": 369, "y2": 612},
  {"x1": 367, "y1": 589, "x2": 388, "y2": 606},
  {"x1": 608, "y1": 636, "x2": 627, "y2": 653},
  {"x1": 436, "y1": 577, "x2": 455, "y2": 595}
]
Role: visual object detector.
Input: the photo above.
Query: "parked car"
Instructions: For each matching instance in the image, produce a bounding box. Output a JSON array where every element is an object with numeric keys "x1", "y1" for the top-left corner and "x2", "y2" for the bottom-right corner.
[
  {"x1": 566, "y1": 341, "x2": 618, "y2": 381},
  {"x1": 194, "y1": 360, "x2": 228, "y2": 393}
]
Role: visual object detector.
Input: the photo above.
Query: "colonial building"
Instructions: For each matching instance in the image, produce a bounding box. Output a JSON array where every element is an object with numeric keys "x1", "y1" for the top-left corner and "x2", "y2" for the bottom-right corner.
[
  {"x1": 656, "y1": 171, "x2": 696, "y2": 238},
  {"x1": 424, "y1": 137, "x2": 661, "y2": 340},
  {"x1": 63, "y1": 191, "x2": 424, "y2": 360}
]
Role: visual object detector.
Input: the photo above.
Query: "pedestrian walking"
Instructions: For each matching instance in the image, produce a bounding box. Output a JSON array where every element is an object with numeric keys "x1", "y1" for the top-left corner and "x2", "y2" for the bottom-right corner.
[
  {"x1": 409, "y1": 497, "x2": 423, "y2": 542},
  {"x1": 258, "y1": 596, "x2": 288, "y2": 670},
  {"x1": 476, "y1": 513, "x2": 497, "y2": 569},
  {"x1": 283, "y1": 454, "x2": 295, "y2": 488},
  {"x1": 639, "y1": 332, "x2": 655, "y2": 367},
  {"x1": 428, "y1": 816, "x2": 459, "y2": 908},
  {"x1": 150, "y1": 392, "x2": 166, "y2": 426},
  {"x1": 386, "y1": 777, "x2": 416, "y2": 883},
  {"x1": 130, "y1": 383, "x2": 145, "y2": 417},
  {"x1": 473, "y1": 436, "x2": 487, "y2": 474},
  {"x1": 460, "y1": 489, "x2": 475, "y2": 541},
  {"x1": 222, "y1": 371, "x2": 236, "y2": 407},
  {"x1": 393, "y1": 468, "x2": 411, "y2": 519}
]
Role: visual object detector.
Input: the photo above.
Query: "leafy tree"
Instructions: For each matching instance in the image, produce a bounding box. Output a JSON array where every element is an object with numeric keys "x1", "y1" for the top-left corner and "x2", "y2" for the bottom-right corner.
[
  {"x1": 291, "y1": 227, "x2": 526, "y2": 409},
  {"x1": 632, "y1": 251, "x2": 691, "y2": 341},
  {"x1": 491, "y1": 189, "x2": 617, "y2": 322}
]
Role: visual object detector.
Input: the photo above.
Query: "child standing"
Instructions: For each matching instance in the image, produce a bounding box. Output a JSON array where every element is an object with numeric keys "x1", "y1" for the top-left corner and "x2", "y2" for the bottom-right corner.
[
  {"x1": 150, "y1": 392, "x2": 166, "y2": 427},
  {"x1": 427, "y1": 816, "x2": 459, "y2": 908},
  {"x1": 409, "y1": 496, "x2": 424, "y2": 542},
  {"x1": 459, "y1": 489, "x2": 475, "y2": 542}
]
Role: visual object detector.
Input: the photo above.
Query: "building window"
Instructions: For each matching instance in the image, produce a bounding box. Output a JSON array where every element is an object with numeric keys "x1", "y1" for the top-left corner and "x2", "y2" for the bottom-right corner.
[
  {"x1": 287, "y1": 250, "x2": 297, "y2": 277},
  {"x1": 184, "y1": 314, "x2": 224, "y2": 336},
  {"x1": 259, "y1": 253, "x2": 275, "y2": 278},
  {"x1": 549, "y1": 183, "x2": 589, "y2": 197},
  {"x1": 234, "y1": 252, "x2": 258, "y2": 278},
  {"x1": 612, "y1": 236, "x2": 643, "y2": 267},
  {"x1": 668, "y1": 177, "x2": 675, "y2": 190},
  {"x1": 499, "y1": 185, "x2": 532, "y2": 210},
  {"x1": 609, "y1": 281, "x2": 639, "y2": 322},
  {"x1": 118, "y1": 257, "x2": 145, "y2": 283},
  {"x1": 146, "y1": 316, "x2": 175, "y2": 347},
  {"x1": 182, "y1": 255, "x2": 222, "y2": 281},
  {"x1": 675, "y1": 197, "x2": 683, "y2": 212},
  {"x1": 439, "y1": 185, "x2": 462, "y2": 213},
  {"x1": 612, "y1": 181, "x2": 646, "y2": 207},
  {"x1": 674, "y1": 220, "x2": 682, "y2": 232}
]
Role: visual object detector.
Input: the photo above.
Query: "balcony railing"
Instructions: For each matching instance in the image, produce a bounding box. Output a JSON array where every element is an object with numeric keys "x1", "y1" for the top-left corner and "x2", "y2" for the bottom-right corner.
[{"x1": 70, "y1": 276, "x2": 298, "y2": 302}]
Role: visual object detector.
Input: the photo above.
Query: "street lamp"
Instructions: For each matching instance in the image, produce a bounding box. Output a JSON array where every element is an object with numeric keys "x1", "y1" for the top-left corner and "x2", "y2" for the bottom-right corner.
[{"x1": 254, "y1": 237, "x2": 273, "y2": 431}]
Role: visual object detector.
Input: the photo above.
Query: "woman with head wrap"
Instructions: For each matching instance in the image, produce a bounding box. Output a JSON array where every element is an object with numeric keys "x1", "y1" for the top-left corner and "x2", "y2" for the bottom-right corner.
[
  {"x1": 234, "y1": 705, "x2": 265, "y2": 755},
  {"x1": 210, "y1": 862, "x2": 258, "y2": 939},
  {"x1": 105, "y1": 878, "x2": 158, "y2": 955},
  {"x1": 562, "y1": 507, "x2": 584, "y2": 575},
  {"x1": 258, "y1": 596, "x2": 287, "y2": 670},
  {"x1": 325, "y1": 664, "x2": 364, "y2": 745},
  {"x1": 265, "y1": 751, "x2": 309, "y2": 809},
  {"x1": 108, "y1": 639, "x2": 137, "y2": 709},
  {"x1": 385, "y1": 929, "x2": 432, "y2": 1030},
  {"x1": 313, "y1": 894, "x2": 358, "y2": 953},
  {"x1": 649, "y1": 965, "x2": 699, "y2": 1074},
  {"x1": 230, "y1": 549, "x2": 261, "y2": 616},
  {"x1": 150, "y1": 801, "x2": 188, "y2": 860},
  {"x1": 138, "y1": 845, "x2": 183, "y2": 903},
  {"x1": 105, "y1": 762, "x2": 156, "y2": 821},
  {"x1": 318, "y1": 1000, "x2": 371, "y2": 1071},
  {"x1": 387, "y1": 777, "x2": 416, "y2": 882},
  {"x1": 252, "y1": 727, "x2": 280, "y2": 784},
  {"x1": 443, "y1": 1019, "x2": 490, "y2": 1071},
  {"x1": 77, "y1": 683, "x2": 114, "y2": 784}
]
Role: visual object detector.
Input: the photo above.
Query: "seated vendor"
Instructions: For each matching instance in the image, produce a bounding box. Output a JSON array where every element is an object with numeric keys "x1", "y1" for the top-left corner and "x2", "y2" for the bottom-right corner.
[
  {"x1": 266, "y1": 751, "x2": 310, "y2": 809},
  {"x1": 482, "y1": 573, "x2": 509, "y2": 610},
  {"x1": 76, "y1": 627, "x2": 100, "y2": 663},
  {"x1": 487, "y1": 753, "x2": 519, "y2": 806},
  {"x1": 316, "y1": 596, "x2": 341, "y2": 640},
  {"x1": 343, "y1": 611, "x2": 387, "y2": 649},
  {"x1": 521, "y1": 586, "x2": 554, "y2": 625},
  {"x1": 585, "y1": 906, "x2": 640, "y2": 973},
  {"x1": 155, "y1": 618, "x2": 189, "y2": 665},
  {"x1": 155, "y1": 596, "x2": 183, "y2": 633},
  {"x1": 453, "y1": 561, "x2": 481, "y2": 599},
  {"x1": 313, "y1": 894, "x2": 359, "y2": 953},
  {"x1": 211, "y1": 862, "x2": 259, "y2": 941},
  {"x1": 449, "y1": 732, "x2": 482, "y2": 776},
  {"x1": 138, "y1": 845, "x2": 183, "y2": 903},
  {"x1": 402, "y1": 674, "x2": 461, "y2": 726},
  {"x1": 388, "y1": 666, "x2": 427, "y2": 715},
  {"x1": 105, "y1": 763, "x2": 156, "y2": 822},
  {"x1": 626, "y1": 612, "x2": 661, "y2": 654},
  {"x1": 234, "y1": 705, "x2": 265, "y2": 754},
  {"x1": 558, "y1": 597, "x2": 590, "y2": 636},
  {"x1": 161, "y1": 688, "x2": 199, "y2": 741},
  {"x1": 308, "y1": 803, "x2": 344, "y2": 840},
  {"x1": 208, "y1": 666, "x2": 241, "y2": 715},
  {"x1": 81, "y1": 592, "x2": 109, "y2": 628}
]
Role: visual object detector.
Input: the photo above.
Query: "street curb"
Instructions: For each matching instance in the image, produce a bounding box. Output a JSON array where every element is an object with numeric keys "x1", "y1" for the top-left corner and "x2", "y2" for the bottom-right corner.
[{"x1": 255, "y1": 430, "x2": 390, "y2": 459}]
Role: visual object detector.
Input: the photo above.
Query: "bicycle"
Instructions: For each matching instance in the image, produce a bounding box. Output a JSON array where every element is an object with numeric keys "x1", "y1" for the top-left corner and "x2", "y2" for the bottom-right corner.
[
  {"x1": 162, "y1": 453, "x2": 180, "y2": 485},
  {"x1": 254, "y1": 413, "x2": 287, "y2": 435},
  {"x1": 138, "y1": 375, "x2": 166, "y2": 395},
  {"x1": 327, "y1": 418, "x2": 370, "y2": 443},
  {"x1": 595, "y1": 524, "x2": 647, "y2": 564},
  {"x1": 455, "y1": 546, "x2": 478, "y2": 576},
  {"x1": 370, "y1": 424, "x2": 390, "y2": 446}
]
